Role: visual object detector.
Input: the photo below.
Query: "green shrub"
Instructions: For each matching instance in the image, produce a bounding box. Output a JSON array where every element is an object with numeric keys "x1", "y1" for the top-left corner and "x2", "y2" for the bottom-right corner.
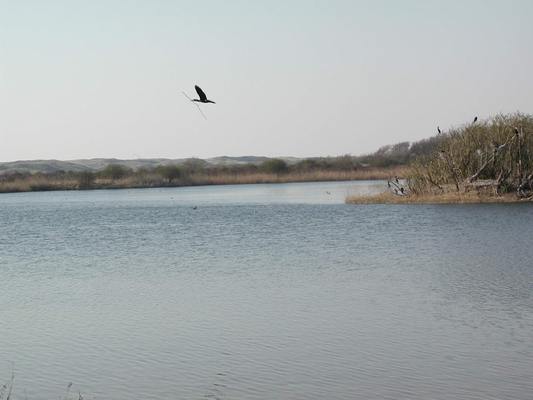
[
  {"x1": 156, "y1": 165, "x2": 182, "y2": 183},
  {"x1": 260, "y1": 159, "x2": 288, "y2": 174},
  {"x1": 99, "y1": 164, "x2": 132, "y2": 180}
]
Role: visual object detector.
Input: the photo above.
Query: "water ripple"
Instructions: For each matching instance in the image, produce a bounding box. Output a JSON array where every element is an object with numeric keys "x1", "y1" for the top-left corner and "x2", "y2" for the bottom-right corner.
[{"x1": 0, "y1": 183, "x2": 532, "y2": 399}]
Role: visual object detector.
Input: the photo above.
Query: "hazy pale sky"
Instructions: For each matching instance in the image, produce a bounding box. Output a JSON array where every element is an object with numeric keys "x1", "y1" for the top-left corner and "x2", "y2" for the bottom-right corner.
[{"x1": 1, "y1": 0, "x2": 532, "y2": 161}]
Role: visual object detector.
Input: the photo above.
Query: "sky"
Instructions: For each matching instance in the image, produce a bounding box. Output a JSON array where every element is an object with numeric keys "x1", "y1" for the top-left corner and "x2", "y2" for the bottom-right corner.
[{"x1": 0, "y1": 0, "x2": 532, "y2": 162}]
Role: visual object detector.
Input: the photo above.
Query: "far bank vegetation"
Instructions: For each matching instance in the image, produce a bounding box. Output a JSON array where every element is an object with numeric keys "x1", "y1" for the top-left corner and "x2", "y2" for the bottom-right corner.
[
  {"x1": 0, "y1": 124, "x2": 452, "y2": 194},
  {"x1": 0, "y1": 156, "x2": 407, "y2": 193}
]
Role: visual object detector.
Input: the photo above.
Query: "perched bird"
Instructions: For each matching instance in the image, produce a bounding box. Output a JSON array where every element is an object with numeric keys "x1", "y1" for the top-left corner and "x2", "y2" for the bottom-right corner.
[
  {"x1": 437, "y1": 126, "x2": 442, "y2": 134},
  {"x1": 400, "y1": 187, "x2": 405, "y2": 194},
  {"x1": 387, "y1": 180, "x2": 391, "y2": 188},
  {"x1": 514, "y1": 127, "x2": 520, "y2": 135},
  {"x1": 193, "y1": 85, "x2": 216, "y2": 104},
  {"x1": 395, "y1": 176, "x2": 399, "y2": 184},
  {"x1": 473, "y1": 116, "x2": 478, "y2": 124}
]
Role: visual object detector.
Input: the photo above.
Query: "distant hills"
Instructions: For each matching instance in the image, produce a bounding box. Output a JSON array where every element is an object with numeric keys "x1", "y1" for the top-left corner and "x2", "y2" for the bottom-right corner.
[
  {"x1": 0, "y1": 133, "x2": 444, "y2": 175},
  {"x1": 0, "y1": 156, "x2": 302, "y2": 175}
]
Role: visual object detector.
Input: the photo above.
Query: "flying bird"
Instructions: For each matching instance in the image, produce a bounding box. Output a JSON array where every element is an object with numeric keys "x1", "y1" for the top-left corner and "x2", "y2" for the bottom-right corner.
[
  {"x1": 193, "y1": 85, "x2": 216, "y2": 104},
  {"x1": 182, "y1": 85, "x2": 216, "y2": 120}
]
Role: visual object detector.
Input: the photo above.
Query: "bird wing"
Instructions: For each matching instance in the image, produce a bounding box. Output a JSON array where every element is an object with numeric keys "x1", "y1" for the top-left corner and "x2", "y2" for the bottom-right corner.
[{"x1": 195, "y1": 85, "x2": 208, "y2": 102}]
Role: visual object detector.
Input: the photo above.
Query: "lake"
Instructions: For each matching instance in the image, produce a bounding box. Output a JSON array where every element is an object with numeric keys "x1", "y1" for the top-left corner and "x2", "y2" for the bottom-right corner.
[{"x1": 0, "y1": 181, "x2": 532, "y2": 400}]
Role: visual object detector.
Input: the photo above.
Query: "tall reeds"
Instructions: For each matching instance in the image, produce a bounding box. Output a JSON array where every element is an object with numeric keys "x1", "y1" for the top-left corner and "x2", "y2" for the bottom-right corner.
[{"x1": 0, "y1": 165, "x2": 407, "y2": 193}]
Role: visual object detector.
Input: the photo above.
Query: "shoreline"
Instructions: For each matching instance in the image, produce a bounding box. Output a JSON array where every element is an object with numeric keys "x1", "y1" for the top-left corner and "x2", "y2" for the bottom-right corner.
[{"x1": 346, "y1": 191, "x2": 533, "y2": 205}]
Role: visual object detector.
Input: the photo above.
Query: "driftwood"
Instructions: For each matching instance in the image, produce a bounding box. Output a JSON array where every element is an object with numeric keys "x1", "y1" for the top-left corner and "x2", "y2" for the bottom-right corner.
[
  {"x1": 467, "y1": 133, "x2": 514, "y2": 183},
  {"x1": 496, "y1": 168, "x2": 512, "y2": 195},
  {"x1": 387, "y1": 177, "x2": 407, "y2": 196},
  {"x1": 517, "y1": 172, "x2": 533, "y2": 197},
  {"x1": 465, "y1": 128, "x2": 533, "y2": 198}
]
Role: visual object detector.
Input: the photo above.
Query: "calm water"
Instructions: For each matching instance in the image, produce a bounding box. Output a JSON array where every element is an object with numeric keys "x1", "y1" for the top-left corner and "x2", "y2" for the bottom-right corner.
[{"x1": 0, "y1": 181, "x2": 532, "y2": 400}]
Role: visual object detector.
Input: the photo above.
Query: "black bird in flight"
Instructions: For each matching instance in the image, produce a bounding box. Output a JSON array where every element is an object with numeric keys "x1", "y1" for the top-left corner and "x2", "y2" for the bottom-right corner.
[
  {"x1": 193, "y1": 85, "x2": 216, "y2": 104},
  {"x1": 182, "y1": 85, "x2": 216, "y2": 119}
]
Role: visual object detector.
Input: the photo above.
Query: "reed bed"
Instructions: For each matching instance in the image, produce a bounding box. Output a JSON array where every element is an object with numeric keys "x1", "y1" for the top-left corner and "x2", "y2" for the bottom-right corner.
[
  {"x1": 189, "y1": 167, "x2": 406, "y2": 185},
  {"x1": 0, "y1": 166, "x2": 406, "y2": 194},
  {"x1": 0, "y1": 177, "x2": 79, "y2": 193}
]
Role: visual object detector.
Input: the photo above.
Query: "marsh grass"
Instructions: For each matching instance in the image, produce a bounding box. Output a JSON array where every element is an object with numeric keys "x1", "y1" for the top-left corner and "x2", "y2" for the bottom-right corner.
[
  {"x1": 0, "y1": 372, "x2": 14, "y2": 400},
  {"x1": 0, "y1": 166, "x2": 407, "y2": 193},
  {"x1": 0, "y1": 375, "x2": 83, "y2": 400},
  {"x1": 189, "y1": 168, "x2": 406, "y2": 185},
  {"x1": 0, "y1": 177, "x2": 79, "y2": 193}
]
